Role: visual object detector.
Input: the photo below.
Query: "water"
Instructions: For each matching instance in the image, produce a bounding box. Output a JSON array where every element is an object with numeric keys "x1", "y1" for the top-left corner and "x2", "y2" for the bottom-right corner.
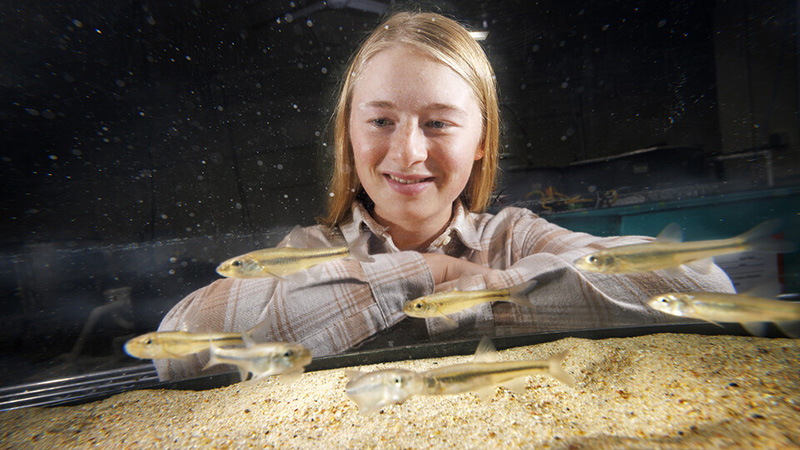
[{"x1": 0, "y1": 1, "x2": 797, "y2": 442}]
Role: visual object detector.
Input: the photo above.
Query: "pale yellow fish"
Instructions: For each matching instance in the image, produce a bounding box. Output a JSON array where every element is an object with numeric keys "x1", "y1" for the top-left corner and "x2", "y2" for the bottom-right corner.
[
  {"x1": 216, "y1": 231, "x2": 373, "y2": 278},
  {"x1": 403, "y1": 279, "x2": 538, "y2": 324},
  {"x1": 345, "y1": 337, "x2": 574, "y2": 414},
  {"x1": 123, "y1": 331, "x2": 243, "y2": 359},
  {"x1": 203, "y1": 331, "x2": 312, "y2": 383},
  {"x1": 420, "y1": 338, "x2": 575, "y2": 399},
  {"x1": 574, "y1": 219, "x2": 795, "y2": 274},
  {"x1": 647, "y1": 291, "x2": 800, "y2": 338}
]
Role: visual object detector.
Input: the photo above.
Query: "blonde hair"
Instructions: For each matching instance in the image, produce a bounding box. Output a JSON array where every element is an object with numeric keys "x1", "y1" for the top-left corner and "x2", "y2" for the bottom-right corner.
[{"x1": 321, "y1": 11, "x2": 499, "y2": 227}]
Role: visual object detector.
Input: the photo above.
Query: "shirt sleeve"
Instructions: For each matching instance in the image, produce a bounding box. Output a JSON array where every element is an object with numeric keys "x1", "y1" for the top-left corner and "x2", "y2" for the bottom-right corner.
[
  {"x1": 154, "y1": 251, "x2": 434, "y2": 381},
  {"x1": 489, "y1": 210, "x2": 735, "y2": 331},
  {"x1": 425, "y1": 208, "x2": 736, "y2": 337}
]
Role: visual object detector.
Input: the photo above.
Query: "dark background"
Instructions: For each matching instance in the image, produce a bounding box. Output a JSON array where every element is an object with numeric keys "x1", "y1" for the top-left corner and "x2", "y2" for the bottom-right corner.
[{"x1": 1, "y1": 0, "x2": 798, "y2": 385}]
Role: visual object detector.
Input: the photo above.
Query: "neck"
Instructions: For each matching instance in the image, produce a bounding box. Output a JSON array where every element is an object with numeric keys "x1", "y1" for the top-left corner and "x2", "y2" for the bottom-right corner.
[{"x1": 374, "y1": 205, "x2": 453, "y2": 251}]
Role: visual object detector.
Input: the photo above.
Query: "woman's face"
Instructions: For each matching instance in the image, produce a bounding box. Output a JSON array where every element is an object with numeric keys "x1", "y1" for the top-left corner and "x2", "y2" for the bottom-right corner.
[{"x1": 349, "y1": 45, "x2": 484, "y2": 231}]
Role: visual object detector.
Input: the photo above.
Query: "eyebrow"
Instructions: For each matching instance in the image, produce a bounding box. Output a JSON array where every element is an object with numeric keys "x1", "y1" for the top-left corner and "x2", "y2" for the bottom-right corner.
[{"x1": 362, "y1": 100, "x2": 468, "y2": 116}]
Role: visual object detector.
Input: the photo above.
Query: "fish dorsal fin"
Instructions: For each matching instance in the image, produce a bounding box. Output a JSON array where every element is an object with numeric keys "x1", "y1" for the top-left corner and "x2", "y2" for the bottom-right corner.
[
  {"x1": 454, "y1": 277, "x2": 471, "y2": 291},
  {"x1": 285, "y1": 225, "x2": 304, "y2": 248},
  {"x1": 473, "y1": 337, "x2": 498, "y2": 363},
  {"x1": 655, "y1": 223, "x2": 683, "y2": 243},
  {"x1": 664, "y1": 266, "x2": 687, "y2": 278},
  {"x1": 685, "y1": 258, "x2": 714, "y2": 275},
  {"x1": 287, "y1": 225, "x2": 334, "y2": 249},
  {"x1": 242, "y1": 330, "x2": 255, "y2": 348},
  {"x1": 454, "y1": 276, "x2": 484, "y2": 292}
]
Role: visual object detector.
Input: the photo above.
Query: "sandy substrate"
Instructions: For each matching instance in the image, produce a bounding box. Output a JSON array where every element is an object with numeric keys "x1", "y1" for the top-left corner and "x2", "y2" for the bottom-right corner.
[{"x1": 1, "y1": 333, "x2": 799, "y2": 449}]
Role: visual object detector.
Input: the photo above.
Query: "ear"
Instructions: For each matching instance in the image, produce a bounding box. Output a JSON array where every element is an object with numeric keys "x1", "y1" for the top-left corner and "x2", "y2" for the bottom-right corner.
[{"x1": 474, "y1": 144, "x2": 485, "y2": 161}]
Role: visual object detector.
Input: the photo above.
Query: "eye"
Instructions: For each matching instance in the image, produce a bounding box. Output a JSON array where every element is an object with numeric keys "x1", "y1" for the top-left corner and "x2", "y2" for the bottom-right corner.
[
  {"x1": 414, "y1": 302, "x2": 423, "y2": 310},
  {"x1": 144, "y1": 338, "x2": 153, "y2": 345},
  {"x1": 427, "y1": 120, "x2": 448, "y2": 129},
  {"x1": 394, "y1": 377, "x2": 402, "y2": 386},
  {"x1": 284, "y1": 350, "x2": 294, "y2": 358},
  {"x1": 588, "y1": 256, "x2": 598, "y2": 263},
  {"x1": 232, "y1": 260, "x2": 242, "y2": 267},
  {"x1": 371, "y1": 118, "x2": 392, "y2": 127}
]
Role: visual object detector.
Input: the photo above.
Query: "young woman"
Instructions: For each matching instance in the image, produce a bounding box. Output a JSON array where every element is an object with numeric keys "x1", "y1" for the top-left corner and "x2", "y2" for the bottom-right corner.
[{"x1": 155, "y1": 12, "x2": 734, "y2": 380}]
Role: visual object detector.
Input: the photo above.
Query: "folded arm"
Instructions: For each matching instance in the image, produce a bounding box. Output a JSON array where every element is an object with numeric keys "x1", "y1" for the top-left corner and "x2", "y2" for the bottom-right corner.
[{"x1": 155, "y1": 251, "x2": 434, "y2": 380}]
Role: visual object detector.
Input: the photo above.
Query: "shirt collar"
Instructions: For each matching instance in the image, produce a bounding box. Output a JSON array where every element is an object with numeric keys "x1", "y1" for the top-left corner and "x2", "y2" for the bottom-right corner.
[{"x1": 340, "y1": 200, "x2": 482, "y2": 254}]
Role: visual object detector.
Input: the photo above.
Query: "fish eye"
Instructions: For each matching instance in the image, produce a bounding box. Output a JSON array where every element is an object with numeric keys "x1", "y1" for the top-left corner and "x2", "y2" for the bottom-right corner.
[
  {"x1": 394, "y1": 377, "x2": 402, "y2": 386},
  {"x1": 232, "y1": 260, "x2": 242, "y2": 267},
  {"x1": 413, "y1": 302, "x2": 423, "y2": 310},
  {"x1": 588, "y1": 256, "x2": 598, "y2": 263},
  {"x1": 144, "y1": 338, "x2": 152, "y2": 345},
  {"x1": 284, "y1": 350, "x2": 294, "y2": 358}
]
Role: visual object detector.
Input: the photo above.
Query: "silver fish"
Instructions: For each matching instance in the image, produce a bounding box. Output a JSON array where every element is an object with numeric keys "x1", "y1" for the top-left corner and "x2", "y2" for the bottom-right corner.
[
  {"x1": 345, "y1": 368, "x2": 425, "y2": 415},
  {"x1": 124, "y1": 331, "x2": 243, "y2": 360},
  {"x1": 647, "y1": 291, "x2": 800, "y2": 338},
  {"x1": 345, "y1": 338, "x2": 574, "y2": 414},
  {"x1": 574, "y1": 220, "x2": 795, "y2": 274},
  {"x1": 203, "y1": 331, "x2": 312, "y2": 383},
  {"x1": 216, "y1": 231, "x2": 373, "y2": 278},
  {"x1": 420, "y1": 338, "x2": 575, "y2": 400},
  {"x1": 403, "y1": 279, "x2": 538, "y2": 325}
]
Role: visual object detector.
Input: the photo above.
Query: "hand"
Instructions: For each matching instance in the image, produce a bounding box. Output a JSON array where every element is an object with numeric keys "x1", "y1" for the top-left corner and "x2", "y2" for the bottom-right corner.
[{"x1": 421, "y1": 253, "x2": 492, "y2": 285}]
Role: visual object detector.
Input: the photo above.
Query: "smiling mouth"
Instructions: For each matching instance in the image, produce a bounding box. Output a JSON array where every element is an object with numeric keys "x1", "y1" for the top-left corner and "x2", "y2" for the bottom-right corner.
[{"x1": 387, "y1": 174, "x2": 433, "y2": 184}]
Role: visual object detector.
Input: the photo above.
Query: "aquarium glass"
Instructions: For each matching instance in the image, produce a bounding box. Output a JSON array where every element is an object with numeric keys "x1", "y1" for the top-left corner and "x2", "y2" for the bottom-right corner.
[{"x1": 1, "y1": 0, "x2": 798, "y2": 396}]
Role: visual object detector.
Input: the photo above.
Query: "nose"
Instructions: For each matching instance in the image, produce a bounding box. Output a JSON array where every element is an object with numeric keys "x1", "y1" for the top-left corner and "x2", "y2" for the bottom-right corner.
[{"x1": 388, "y1": 120, "x2": 427, "y2": 167}]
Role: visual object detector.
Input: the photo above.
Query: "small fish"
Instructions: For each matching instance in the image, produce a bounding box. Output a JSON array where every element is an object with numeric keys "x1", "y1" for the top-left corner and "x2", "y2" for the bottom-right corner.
[
  {"x1": 124, "y1": 331, "x2": 243, "y2": 360},
  {"x1": 345, "y1": 368, "x2": 425, "y2": 415},
  {"x1": 647, "y1": 291, "x2": 800, "y2": 338},
  {"x1": 574, "y1": 219, "x2": 796, "y2": 274},
  {"x1": 216, "y1": 230, "x2": 373, "y2": 278},
  {"x1": 420, "y1": 338, "x2": 575, "y2": 399},
  {"x1": 345, "y1": 338, "x2": 574, "y2": 414},
  {"x1": 203, "y1": 331, "x2": 312, "y2": 383},
  {"x1": 403, "y1": 279, "x2": 538, "y2": 325}
]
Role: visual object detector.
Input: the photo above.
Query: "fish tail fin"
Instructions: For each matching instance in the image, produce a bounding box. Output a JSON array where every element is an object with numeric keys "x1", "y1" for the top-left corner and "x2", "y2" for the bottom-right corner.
[
  {"x1": 507, "y1": 279, "x2": 538, "y2": 307},
  {"x1": 739, "y1": 219, "x2": 797, "y2": 253},
  {"x1": 776, "y1": 320, "x2": 800, "y2": 338},
  {"x1": 547, "y1": 350, "x2": 575, "y2": 388},
  {"x1": 202, "y1": 339, "x2": 219, "y2": 372},
  {"x1": 348, "y1": 232, "x2": 374, "y2": 263}
]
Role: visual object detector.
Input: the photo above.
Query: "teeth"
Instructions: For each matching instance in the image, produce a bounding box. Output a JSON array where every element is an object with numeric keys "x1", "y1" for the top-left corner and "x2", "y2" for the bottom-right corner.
[{"x1": 388, "y1": 174, "x2": 428, "y2": 184}]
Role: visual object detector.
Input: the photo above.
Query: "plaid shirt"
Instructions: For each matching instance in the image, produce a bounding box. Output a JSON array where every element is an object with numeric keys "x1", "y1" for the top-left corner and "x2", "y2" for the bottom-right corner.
[{"x1": 155, "y1": 201, "x2": 734, "y2": 380}]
